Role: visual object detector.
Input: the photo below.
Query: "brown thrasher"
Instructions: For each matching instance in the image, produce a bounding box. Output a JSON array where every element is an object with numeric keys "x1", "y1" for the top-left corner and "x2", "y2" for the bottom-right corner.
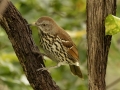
[{"x1": 32, "y1": 16, "x2": 82, "y2": 78}]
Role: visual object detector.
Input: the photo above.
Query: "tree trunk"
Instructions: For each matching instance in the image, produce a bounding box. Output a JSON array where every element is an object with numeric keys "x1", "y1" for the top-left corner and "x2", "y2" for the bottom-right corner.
[
  {"x1": 87, "y1": 0, "x2": 116, "y2": 90},
  {"x1": 0, "y1": 1, "x2": 60, "y2": 90}
]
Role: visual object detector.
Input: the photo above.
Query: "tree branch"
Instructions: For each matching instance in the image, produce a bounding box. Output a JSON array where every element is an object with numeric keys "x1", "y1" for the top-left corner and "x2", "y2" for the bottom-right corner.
[
  {"x1": 0, "y1": 0, "x2": 60, "y2": 90},
  {"x1": 106, "y1": 77, "x2": 120, "y2": 89},
  {"x1": 87, "y1": 0, "x2": 116, "y2": 90}
]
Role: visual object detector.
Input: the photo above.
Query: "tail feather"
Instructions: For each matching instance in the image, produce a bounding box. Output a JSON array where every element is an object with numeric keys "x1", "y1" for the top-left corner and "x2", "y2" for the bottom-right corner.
[{"x1": 69, "y1": 65, "x2": 83, "y2": 78}]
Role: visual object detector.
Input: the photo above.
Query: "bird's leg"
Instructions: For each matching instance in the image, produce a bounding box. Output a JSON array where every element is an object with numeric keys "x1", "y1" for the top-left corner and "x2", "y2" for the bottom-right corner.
[
  {"x1": 47, "y1": 62, "x2": 62, "y2": 69},
  {"x1": 32, "y1": 49, "x2": 49, "y2": 59},
  {"x1": 37, "y1": 62, "x2": 64, "y2": 71},
  {"x1": 37, "y1": 64, "x2": 48, "y2": 71},
  {"x1": 32, "y1": 50, "x2": 45, "y2": 57}
]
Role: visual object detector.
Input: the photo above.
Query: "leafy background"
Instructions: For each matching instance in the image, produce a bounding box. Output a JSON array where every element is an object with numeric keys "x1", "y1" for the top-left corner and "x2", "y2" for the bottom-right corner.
[{"x1": 0, "y1": 0, "x2": 120, "y2": 90}]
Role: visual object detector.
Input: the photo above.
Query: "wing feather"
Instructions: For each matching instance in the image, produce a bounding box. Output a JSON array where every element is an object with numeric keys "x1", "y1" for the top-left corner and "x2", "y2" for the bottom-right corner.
[{"x1": 57, "y1": 28, "x2": 79, "y2": 62}]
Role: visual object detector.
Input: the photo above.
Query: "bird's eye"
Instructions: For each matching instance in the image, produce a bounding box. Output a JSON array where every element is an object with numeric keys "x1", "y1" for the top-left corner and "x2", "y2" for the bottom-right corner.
[{"x1": 42, "y1": 24, "x2": 46, "y2": 26}]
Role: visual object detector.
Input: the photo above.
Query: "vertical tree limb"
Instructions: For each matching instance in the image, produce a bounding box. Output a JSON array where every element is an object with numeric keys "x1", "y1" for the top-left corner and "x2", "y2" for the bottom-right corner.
[
  {"x1": 0, "y1": 1, "x2": 60, "y2": 90},
  {"x1": 87, "y1": 0, "x2": 116, "y2": 90}
]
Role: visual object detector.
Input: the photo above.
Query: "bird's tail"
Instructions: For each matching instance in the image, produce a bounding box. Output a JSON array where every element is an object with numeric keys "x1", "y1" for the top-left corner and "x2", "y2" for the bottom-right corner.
[{"x1": 69, "y1": 65, "x2": 83, "y2": 78}]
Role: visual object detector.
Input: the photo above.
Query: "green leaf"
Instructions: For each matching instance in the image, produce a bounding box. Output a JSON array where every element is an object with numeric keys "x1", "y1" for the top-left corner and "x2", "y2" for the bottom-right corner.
[{"x1": 105, "y1": 14, "x2": 120, "y2": 35}]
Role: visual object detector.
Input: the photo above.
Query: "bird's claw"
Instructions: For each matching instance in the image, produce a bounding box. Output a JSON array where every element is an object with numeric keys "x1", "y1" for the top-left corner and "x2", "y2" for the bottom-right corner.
[
  {"x1": 37, "y1": 64, "x2": 48, "y2": 71},
  {"x1": 37, "y1": 67, "x2": 48, "y2": 71}
]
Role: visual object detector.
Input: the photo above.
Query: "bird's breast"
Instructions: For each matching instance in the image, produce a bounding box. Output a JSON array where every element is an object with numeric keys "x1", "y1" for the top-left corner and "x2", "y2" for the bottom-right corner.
[{"x1": 39, "y1": 33, "x2": 68, "y2": 63}]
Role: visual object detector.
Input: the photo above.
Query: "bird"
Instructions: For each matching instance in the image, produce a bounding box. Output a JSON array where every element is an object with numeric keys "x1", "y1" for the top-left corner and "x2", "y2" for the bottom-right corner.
[{"x1": 31, "y1": 16, "x2": 83, "y2": 78}]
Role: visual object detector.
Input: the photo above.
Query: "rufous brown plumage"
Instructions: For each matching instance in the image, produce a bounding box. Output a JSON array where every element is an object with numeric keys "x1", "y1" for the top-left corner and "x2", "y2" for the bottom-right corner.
[{"x1": 33, "y1": 16, "x2": 82, "y2": 78}]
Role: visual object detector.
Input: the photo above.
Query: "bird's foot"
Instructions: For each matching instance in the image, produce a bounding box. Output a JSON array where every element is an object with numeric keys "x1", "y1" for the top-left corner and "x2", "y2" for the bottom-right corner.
[
  {"x1": 37, "y1": 67, "x2": 48, "y2": 71},
  {"x1": 37, "y1": 64, "x2": 48, "y2": 71},
  {"x1": 37, "y1": 63, "x2": 62, "y2": 71},
  {"x1": 32, "y1": 49, "x2": 49, "y2": 59}
]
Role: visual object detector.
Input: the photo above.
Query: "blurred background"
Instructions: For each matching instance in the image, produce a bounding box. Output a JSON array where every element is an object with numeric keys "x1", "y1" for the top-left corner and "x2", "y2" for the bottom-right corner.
[{"x1": 0, "y1": 0, "x2": 120, "y2": 90}]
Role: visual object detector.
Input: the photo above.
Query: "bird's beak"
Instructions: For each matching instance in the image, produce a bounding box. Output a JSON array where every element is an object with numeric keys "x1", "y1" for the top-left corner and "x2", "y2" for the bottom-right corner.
[{"x1": 27, "y1": 22, "x2": 36, "y2": 26}]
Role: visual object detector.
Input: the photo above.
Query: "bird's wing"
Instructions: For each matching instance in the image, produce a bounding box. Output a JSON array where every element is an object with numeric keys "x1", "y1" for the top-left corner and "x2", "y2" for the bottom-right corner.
[{"x1": 57, "y1": 29, "x2": 79, "y2": 63}]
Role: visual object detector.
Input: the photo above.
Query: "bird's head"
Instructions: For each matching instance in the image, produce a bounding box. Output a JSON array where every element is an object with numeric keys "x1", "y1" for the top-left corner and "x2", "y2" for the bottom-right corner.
[{"x1": 34, "y1": 16, "x2": 59, "y2": 35}]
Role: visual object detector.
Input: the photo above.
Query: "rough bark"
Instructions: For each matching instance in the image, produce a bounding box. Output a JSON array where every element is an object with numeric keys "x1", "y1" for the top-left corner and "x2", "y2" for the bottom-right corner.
[
  {"x1": 87, "y1": 0, "x2": 116, "y2": 90},
  {"x1": 0, "y1": 1, "x2": 60, "y2": 90}
]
